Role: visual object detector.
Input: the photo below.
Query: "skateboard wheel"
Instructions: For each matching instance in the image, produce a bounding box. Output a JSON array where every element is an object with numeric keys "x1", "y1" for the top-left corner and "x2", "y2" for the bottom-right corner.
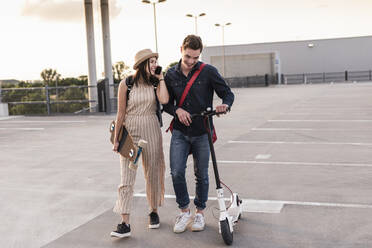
[
  {"x1": 129, "y1": 149, "x2": 135, "y2": 158},
  {"x1": 138, "y1": 139, "x2": 148, "y2": 148}
]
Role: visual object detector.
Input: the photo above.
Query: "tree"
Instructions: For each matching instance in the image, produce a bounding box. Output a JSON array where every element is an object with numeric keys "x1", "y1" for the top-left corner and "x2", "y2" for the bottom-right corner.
[
  {"x1": 165, "y1": 61, "x2": 178, "y2": 73},
  {"x1": 56, "y1": 87, "x2": 88, "y2": 113},
  {"x1": 10, "y1": 90, "x2": 46, "y2": 115},
  {"x1": 78, "y1": 75, "x2": 88, "y2": 83},
  {"x1": 40, "y1": 68, "x2": 60, "y2": 87},
  {"x1": 112, "y1": 61, "x2": 130, "y2": 83}
]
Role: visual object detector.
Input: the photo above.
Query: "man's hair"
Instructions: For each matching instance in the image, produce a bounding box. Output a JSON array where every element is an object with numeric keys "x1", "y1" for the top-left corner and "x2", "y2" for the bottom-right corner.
[{"x1": 182, "y1": 35, "x2": 203, "y2": 52}]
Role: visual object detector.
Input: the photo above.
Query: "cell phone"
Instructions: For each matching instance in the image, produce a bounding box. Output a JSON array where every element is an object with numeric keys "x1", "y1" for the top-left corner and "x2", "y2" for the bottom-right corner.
[{"x1": 155, "y1": 66, "x2": 162, "y2": 75}]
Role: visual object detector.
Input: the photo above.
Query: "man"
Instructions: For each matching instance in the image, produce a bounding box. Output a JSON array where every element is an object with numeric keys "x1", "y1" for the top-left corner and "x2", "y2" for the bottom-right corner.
[{"x1": 163, "y1": 35, "x2": 234, "y2": 233}]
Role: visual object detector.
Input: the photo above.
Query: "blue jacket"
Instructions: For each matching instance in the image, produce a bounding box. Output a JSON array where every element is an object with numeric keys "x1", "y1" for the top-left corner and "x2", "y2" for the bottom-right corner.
[{"x1": 163, "y1": 60, "x2": 234, "y2": 136}]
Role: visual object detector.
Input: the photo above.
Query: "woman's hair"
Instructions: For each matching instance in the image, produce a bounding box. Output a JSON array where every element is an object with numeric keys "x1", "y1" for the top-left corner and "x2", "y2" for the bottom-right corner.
[
  {"x1": 133, "y1": 59, "x2": 152, "y2": 86},
  {"x1": 182, "y1": 35, "x2": 203, "y2": 52}
]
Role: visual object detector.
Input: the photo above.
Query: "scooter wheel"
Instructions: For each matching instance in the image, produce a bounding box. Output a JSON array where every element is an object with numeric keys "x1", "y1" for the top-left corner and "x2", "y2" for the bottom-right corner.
[
  {"x1": 220, "y1": 218, "x2": 233, "y2": 245},
  {"x1": 236, "y1": 195, "x2": 242, "y2": 206}
]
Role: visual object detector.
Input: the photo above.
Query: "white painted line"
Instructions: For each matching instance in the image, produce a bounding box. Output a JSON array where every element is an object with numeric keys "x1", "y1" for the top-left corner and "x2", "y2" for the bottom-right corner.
[
  {"x1": 252, "y1": 128, "x2": 315, "y2": 131},
  {"x1": 0, "y1": 117, "x2": 20, "y2": 121},
  {"x1": 291, "y1": 107, "x2": 372, "y2": 110},
  {"x1": 242, "y1": 199, "x2": 283, "y2": 213},
  {"x1": 251, "y1": 128, "x2": 370, "y2": 131},
  {"x1": 216, "y1": 160, "x2": 372, "y2": 168},
  {"x1": 133, "y1": 194, "x2": 372, "y2": 212},
  {"x1": 0, "y1": 128, "x2": 45, "y2": 131},
  {"x1": 0, "y1": 120, "x2": 86, "y2": 123},
  {"x1": 133, "y1": 193, "x2": 283, "y2": 213},
  {"x1": 88, "y1": 116, "x2": 113, "y2": 119},
  {"x1": 281, "y1": 113, "x2": 369, "y2": 115},
  {"x1": 228, "y1": 140, "x2": 372, "y2": 146},
  {"x1": 255, "y1": 154, "x2": 272, "y2": 160},
  {"x1": 135, "y1": 193, "x2": 174, "y2": 198},
  {"x1": 268, "y1": 119, "x2": 372, "y2": 122},
  {"x1": 278, "y1": 200, "x2": 372, "y2": 209}
]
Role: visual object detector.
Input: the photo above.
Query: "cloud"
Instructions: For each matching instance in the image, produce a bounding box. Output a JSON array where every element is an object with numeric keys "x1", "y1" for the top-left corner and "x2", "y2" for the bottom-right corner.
[{"x1": 21, "y1": 0, "x2": 122, "y2": 23}]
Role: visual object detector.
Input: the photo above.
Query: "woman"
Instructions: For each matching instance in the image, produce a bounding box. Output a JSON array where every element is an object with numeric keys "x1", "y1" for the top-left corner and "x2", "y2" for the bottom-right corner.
[{"x1": 111, "y1": 49, "x2": 169, "y2": 238}]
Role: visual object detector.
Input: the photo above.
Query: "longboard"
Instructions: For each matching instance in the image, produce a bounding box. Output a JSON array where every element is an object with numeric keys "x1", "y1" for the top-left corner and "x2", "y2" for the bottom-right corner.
[{"x1": 110, "y1": 121, "x2": 148, "y2": 169}]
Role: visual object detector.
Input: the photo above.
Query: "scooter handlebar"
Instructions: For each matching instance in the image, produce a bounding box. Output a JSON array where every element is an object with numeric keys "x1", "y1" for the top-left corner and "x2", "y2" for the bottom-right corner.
[{"x1": 191, "y1": 106, "x2": 231, "y2": 118}]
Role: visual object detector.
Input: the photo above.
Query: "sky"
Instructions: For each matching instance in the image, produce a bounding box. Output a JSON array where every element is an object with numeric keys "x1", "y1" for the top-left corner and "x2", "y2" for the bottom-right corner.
[{"x1": 1, "y1": 0, "x2": 372, "y2": 81}]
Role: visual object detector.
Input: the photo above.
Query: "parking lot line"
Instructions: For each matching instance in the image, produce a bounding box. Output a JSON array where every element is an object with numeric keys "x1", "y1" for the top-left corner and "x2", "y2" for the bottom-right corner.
[
  {"x1": 0, "y1": 120, "x2": 86, "y2": 123},
  {"x1": 252, "y1": 128, "x2": 315, "y2": 131},
  {"x1": 228, "y1": 140, "x2": 372, "y2": 146},
  {"x1": 215, "y1": 160, "x2": 372, "y2": 168},
  {"x1": 133, "y1": 194, "x2": 372, "y2": 212},
  {"x1": 0, "y1": 116, "x2": 23, "y2": 121},
  {"x1": 133, "y1": 193, "x2": 284, "y2": 213},
  {"x1": 268, "y1": 119, "x2": 372, "y2": 122},
  {"x1": 0, "y1": 128, "x2": 45, "y2": 130},
  {"x1": 251, "y1": 128, "x2": 370, "y2": 131},
  {"x1": 280, "y1": 113, "x2": 372, "y2": 115},
  {"x1": 255, "y1": 154, "x2": 272, "y2": 160}
]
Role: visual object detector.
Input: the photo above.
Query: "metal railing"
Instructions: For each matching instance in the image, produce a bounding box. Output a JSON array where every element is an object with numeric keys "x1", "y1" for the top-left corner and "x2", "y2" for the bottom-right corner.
[
  {"x1": 2, "y1": 69, "x2": 371, "y2": 115},
  {"x1": 0, "y1": 85, "x2": 96, "y2": 115},
  {"x1": 225, "y1": 74, "x2": 277, "y2": 87},
  {"x1": 283, "y1": 70, "x2": 372, "y2": 84},
  {"x1": 225, "y1": 70, "x2": 372, "y2": 86}
]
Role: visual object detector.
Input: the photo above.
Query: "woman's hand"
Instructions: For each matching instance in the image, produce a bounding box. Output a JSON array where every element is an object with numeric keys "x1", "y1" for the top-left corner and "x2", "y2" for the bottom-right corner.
[
  {"x1": 153, "y1": 66, "x2": 163, "y2": 80},
  {"x1": 154, "y1": 67, "x2": 169, "y2": 104},
  {"x1": 113, "y1": 141, "x2": 119, "y2": 152},
  {"x1": 154, "y1": 72, "x2": 164, "y2": 81}
]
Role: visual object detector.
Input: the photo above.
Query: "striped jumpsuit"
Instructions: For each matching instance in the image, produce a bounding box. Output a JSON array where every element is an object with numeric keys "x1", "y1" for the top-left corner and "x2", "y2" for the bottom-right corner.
[{"x1": 113, "y1": 80, "x2": 165, "y2": 214}]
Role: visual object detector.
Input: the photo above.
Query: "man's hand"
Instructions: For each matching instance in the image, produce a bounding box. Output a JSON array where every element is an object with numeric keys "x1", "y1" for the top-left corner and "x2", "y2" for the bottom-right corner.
[
  {"x1": 215, "y1": 104, "x2": 229, "y2": 115},
  {"x1": 176, "y1": 108, "x2": 192, "y2": 126}
]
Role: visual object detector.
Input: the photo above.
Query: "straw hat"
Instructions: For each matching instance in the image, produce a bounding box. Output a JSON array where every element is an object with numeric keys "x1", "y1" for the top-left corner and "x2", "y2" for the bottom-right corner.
[{"x1": 133, "y1": 49, "x2": 158, "y2": 70}]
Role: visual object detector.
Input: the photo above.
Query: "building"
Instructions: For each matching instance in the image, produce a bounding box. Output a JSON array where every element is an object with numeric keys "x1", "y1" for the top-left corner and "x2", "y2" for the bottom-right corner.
[{"x1": 203, "y1": 35, "x2": 372, "y2": 84}]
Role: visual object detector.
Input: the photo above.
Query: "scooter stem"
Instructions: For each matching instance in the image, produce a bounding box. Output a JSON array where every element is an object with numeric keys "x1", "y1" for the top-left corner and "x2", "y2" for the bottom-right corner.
[{"x1": 205, "y1": 116, "x2": 222, "y2": 189}]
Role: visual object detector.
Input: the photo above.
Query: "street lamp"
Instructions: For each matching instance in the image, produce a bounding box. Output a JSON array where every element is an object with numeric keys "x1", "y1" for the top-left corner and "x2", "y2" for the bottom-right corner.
[
  {"x1": 215, "y1": 22, "x2": 231, "y2": 77},
  {"x1": 185, "y1": 12, "x2": 206, "y2": 35},
  {"x1": 142, "y1": 0, "x2": 166, "y2": 53}
]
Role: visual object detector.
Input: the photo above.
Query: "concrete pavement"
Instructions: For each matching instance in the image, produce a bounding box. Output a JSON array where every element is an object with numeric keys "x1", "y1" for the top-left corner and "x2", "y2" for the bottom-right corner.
[{"x1": 1, "y1": 82, "x2": 372, "y2": 247}]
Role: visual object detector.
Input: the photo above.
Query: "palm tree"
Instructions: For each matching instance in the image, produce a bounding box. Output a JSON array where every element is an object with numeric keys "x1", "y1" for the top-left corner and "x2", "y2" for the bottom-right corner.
[
  {"x1": 41, "y1": 68, "x2": 61, "y2": 112},
  {"x1": 41, "y1": 68, "x2": 60, "y2": 87},
  {"x1": 112, "y1": 61, "x2": 130, "y2": 82}
]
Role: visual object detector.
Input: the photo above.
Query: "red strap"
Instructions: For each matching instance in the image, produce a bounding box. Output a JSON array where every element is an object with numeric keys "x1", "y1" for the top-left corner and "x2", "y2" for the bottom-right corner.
[
  {"x1": 166, "y1": 63, "x2": 206, "y2": 133},
  {"x1": 178, "y1": 63, "x2": 206, "y2": 107}
]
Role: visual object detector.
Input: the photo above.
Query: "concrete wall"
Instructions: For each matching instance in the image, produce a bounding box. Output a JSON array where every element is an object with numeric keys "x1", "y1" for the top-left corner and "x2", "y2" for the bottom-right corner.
[
  {"x1": 0, "y1": 103, "x2": 9, "y2": 117},
  {"x1": 203, "y1": 35, "x2": 372, "y2": 76},
  {"x1": 210, "y1": 53, "x2": 274, "y2": 78}
]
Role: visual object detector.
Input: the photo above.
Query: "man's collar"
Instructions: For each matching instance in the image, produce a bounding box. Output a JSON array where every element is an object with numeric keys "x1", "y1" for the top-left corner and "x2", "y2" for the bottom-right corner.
[
  {"x1": 176, "y1": 59, "x2": 182, "y2": 73},
  {"x1": 176, "y1": 60, "x2": 202, "y2": 74}
]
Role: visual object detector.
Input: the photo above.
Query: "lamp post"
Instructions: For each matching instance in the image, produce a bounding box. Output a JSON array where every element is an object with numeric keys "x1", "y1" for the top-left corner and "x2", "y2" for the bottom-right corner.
[
  {"x1": 185, "y1": 13, "x2": 206, "y2": 35},
  {"x1": 142, "y1": 0, "x2": 166, "y2": 53},
  {"x1": 215, "y1": 22, "x2": 231, "y2": 77}
]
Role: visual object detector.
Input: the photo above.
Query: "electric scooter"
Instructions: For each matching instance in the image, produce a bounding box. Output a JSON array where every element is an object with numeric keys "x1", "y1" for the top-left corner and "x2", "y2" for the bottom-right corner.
[{"x1": 192, "y1": 107, "x2": 243, "y2": 245}]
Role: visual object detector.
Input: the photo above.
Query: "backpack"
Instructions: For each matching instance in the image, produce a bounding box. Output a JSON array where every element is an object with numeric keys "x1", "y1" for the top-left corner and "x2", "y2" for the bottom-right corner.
[{"x1": 125, "y1": 76, "x2": 163, "y2": 127}]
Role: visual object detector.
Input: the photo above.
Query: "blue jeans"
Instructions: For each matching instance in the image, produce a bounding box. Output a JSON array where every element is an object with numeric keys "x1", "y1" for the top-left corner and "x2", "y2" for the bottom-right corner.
[{"x1": 170, "y1": 129, "x2": 210, "y2": 210}]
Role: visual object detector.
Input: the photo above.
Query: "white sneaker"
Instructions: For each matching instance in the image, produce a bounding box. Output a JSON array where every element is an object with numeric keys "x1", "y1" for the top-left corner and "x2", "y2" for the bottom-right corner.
[
  {"x1": 191, "y1": 213, "x2": 205, "y2": 232},
  {"x1": 173, "y1": 211, "x2": 192, "y2": 233}
]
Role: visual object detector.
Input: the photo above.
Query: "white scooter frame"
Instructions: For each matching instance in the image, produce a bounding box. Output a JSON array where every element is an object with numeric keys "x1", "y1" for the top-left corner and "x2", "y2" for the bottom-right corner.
[{"x1": 193, "y1": 108, "x2": 243, "y2": 245}]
